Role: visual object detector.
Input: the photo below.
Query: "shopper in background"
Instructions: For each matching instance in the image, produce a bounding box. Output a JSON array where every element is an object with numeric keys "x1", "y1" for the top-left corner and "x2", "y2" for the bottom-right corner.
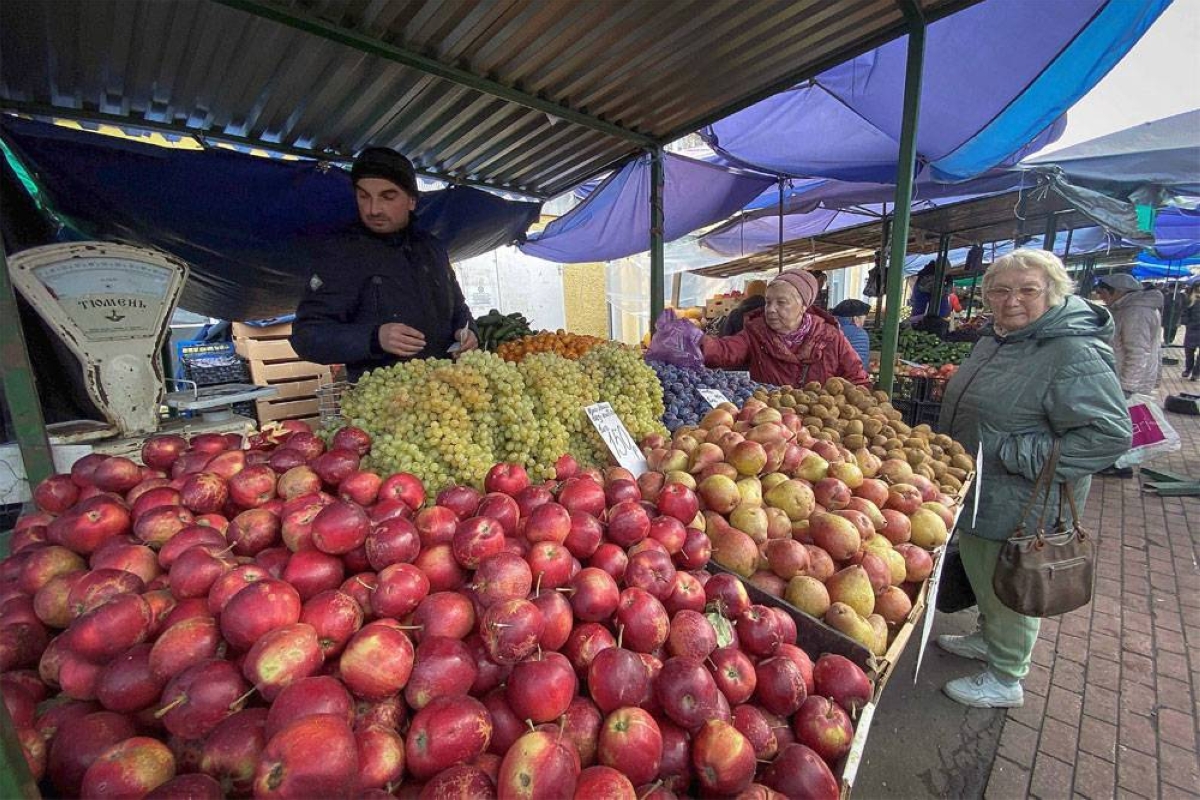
[
  {"x1": 830, "y1": 299, "x2": 871, "y2": 369},
  {"x1": 291, "y1": 147, "x2": 477, "y2": 382},
  {"x1": 937, "y1": 249, "x2": 1131, "y2": 708},
  {"x1": 700, "y1": 268, "x2": 871, "y2": 387},
  {"x1": 720, "y1": 280, "x2": 768, "y2": 336},
  {"x1": 1182, "y1": 284, "x2": 1200, "y2": 380},
  {"x1": 1094, "y1": 273, "x2": 1163, "y2": 397}
]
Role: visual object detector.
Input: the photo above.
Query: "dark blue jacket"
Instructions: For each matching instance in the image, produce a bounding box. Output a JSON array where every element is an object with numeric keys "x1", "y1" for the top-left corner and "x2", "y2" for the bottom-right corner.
[
  {"x1": 290, "y1": 223, "x2": 473, "y2": 382},
  {"x1": 837, "y1": 317, "x2": 871, "y2": 369}
]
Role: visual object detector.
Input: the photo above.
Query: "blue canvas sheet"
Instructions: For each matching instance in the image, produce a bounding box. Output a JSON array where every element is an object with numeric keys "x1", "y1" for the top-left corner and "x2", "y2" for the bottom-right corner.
[{"x1": 0, "y1": 117, "x2": 542, "y2": 320}]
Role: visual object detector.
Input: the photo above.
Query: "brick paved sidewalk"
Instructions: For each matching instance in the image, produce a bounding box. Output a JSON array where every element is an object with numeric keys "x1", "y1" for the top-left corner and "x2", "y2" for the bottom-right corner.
[{"x1": 984, "y1": 365, "x2": 1200, "y2": 800}]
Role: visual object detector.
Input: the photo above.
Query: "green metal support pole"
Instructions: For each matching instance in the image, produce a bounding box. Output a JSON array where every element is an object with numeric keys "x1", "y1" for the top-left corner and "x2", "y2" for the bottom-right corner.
[
  {"x1": 0, "y1": 244, "x2": 55, "y2": 489},
  {"x1": 878, "y1": 1, "x2": 926, "y2": 396},
  {"x1": 875, "y1": 213, "x2": 891, "y2": 331},
  {"x1": 649, "y1": 148, "x2": 665, "y2": 332}
]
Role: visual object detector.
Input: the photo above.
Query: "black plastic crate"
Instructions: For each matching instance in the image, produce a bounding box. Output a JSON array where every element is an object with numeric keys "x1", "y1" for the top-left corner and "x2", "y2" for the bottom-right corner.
[{"x1": 911, "y1": 399, "x2": 943, "y2": 429}]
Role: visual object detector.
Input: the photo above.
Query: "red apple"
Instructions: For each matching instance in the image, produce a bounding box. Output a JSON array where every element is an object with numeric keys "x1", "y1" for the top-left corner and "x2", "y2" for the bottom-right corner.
[
  {"x1": 226, "y1": 464, "x2": 277, "y2": 509},
  {"x1": 485, "y1": 462, "x2": 530, "y2": 496},
  {"x1": 80, "y1": 736, "x2": 176, "y2": 798},
  {"x1": 67, "y1": 593, "x2": 152, "y2": 662},
  {"x1": 339, "y1": 620, "x2": 415, "y2": 701},
  {"x1": 89, "y1": 540, "x2": 160, "y2": 585},
  {"x1": 33, "y1": 474, "x2": 80, "y2": 515},
  {"x1": 692, "y1": 718, "x2": 757, "y2": 796},
  {"x1": 412, "y1": 591, "x2": 476, "y2": 640},
  {"x1": 142, "y1": 435, "x2": 189, "y2": 471},
  {"x1": 762, "y1": 743, "x2": 839, "y2": 800},
  {"x1": 198, "y1": 707, "x2": 268, "y2": 796},
  {"x1": 242, "y1": 622, "x2": 323, "y2": 700},
  {"x1": 812, "y1": 654, "x2": 873, "y2": 714},
  {"x1": 405, "y1": 695, "x2": 493, "y2": 780},
  {"x1": 557, "y1": 477, "x2": 606, "y2": 518},
  {"x1": 506, "y1": 650, "x2": 577, "y2": 723},
  {"x1": 179, "y1": 472, "x2": 229, "y2": 514},
  {"x1": 704, "y1": 573, "x2": 750, "y2": 619},
  {"x1": 376, "y1": 472, "x2": 425, "y2": 511},
  {"x1": 497, "y1": 729, "x2": 580, "y2": 798},
  {"x1": 793, "y1": 695, "x2": 854, "y2": 764},
  {"x1": 252, "y1": 714, "x2": 358, "y2": 799},
  {"x1": 665, "y1": 609, "x2": 717, "y2": 661},
  {"x1": 708, "y1": 646, "x2": 758, "y2": 706},
  {"x1": 732, "y1": 704, "x2": 779, "y2": 760},
  {"x1": 656, "y1": 656, "x2": 723, "y2": 731},
  {"x1": 675, "y1": 527, "x2": 712, "y2": 570},
  {"x1": 149, "y1": 616, "x2": 222, "y2": 682},
  {"x1": 404, "y1": 635, "x2": 478, "y2": 710},
  {"x1": 331, "y1": 426, "x2": 372, "y2": 456},
  {"x1": 597, "y1": 706, "x2": 661, "y2": 786},
  {"x1": 615, "y1": 588, "x2": 670, "y2": 654},
  {"x1": 452, "y1": 516, "x2": 506, "y2": 569},
  {"x1": 220, "y1": 579, "x2": 302, "y2": 651},
  {"x1": 299, "y1": 589, "x2": 364, "y2": 658},
  {"x1": 514, "y1": 484, "x2": 554, "y2": 519},
  {"x1": 355, "y1": 723, "x2": 404, "y2": 791},
  {"x1": 436, "y1": 485, "x2": 482, "y2": 520},
  {"x1": 588, "y1": 542, "x2": 628, "y2": 581},
  {"x1": 309, "y1": 501, "x2": 370, "y2": 555},
  {"x1": 158, "y1": 659, "x2": 249, "y2": 740},
  {"x1": 754, "y1": 656, "x2": 808, "y2": 717},
  {"x1": 656, "y1": 483, "x2": 700, "y2": 525},
  {"x1": 95, "y1": 643, "x2": 163, "y2": 713},
  {"x1": 309, "y1": 448, "x2": 360, "y2": 488}
]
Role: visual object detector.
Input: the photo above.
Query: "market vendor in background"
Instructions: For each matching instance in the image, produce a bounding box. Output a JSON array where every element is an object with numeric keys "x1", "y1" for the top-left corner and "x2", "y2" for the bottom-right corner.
[
  {"x1": 719, "y1": 279, "x2": 767, "y2": 335},
  {"x1": 700, "y1": 268, "x2": 871, "y2": 386},
  {"x1": 290, "y1": 147, "x2": 477, "y2": 382},
  {"x1": 937, "y1": 249, "x2": 1130, "y2": 709},
  {"x1": 829, "y1": 299, "x2": 871, "y2": 369}
]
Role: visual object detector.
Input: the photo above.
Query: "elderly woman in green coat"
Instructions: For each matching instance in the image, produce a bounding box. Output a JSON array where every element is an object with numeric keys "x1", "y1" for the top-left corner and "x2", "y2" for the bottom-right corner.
[{"x1": 936, "y1": 249, "x2": 1131, "y2": 708}]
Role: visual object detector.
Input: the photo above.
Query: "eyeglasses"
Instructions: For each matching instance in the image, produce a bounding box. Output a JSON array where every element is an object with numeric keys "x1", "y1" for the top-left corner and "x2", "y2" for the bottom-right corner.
[{"x1": 984, "y1": 286, "x2": 1045, "y2": 301}]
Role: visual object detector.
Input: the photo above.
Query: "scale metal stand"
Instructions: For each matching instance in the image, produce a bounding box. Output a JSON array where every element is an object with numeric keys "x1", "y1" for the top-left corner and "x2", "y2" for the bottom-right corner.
[{"x1": 163, "y1": 380, "x2": 278, "y2": 422}]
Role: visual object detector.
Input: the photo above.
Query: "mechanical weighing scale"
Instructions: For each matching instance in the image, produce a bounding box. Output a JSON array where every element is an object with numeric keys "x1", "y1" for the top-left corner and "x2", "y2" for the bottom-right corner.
[{"x1": 6, "y1": 242, "x2": 277, "y2": 456}]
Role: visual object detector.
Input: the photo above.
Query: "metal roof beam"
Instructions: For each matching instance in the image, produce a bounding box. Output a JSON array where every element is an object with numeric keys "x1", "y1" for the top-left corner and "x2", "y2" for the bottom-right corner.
[
  {"x1": 0, "y1": 103, "x2": 548, "y2": 199},
  {"x1": 211, "y1": 0, "x2": 658, "y2": 149}
]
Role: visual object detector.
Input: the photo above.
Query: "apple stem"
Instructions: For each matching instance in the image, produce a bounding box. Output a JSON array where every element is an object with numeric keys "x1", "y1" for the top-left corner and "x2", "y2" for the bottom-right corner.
[
  {"x1": 524, "y1": 719, "x2": 536, "y2": 733},
  {"x1": 615, "y1": 624, "x2": 624, "y2": 650},
  {"x1": 534, "y1": 572, "x2": 543, "y2": 598},
  {"x1": 637, "y1": 780, "x2": 664, "y2": 800},
  {"x1": 355, "y1": 577, "x2": 373, "y2": 589},
  {"x1": 555, "y1": 586, "x2": 575, "y2": 596},
  {"x1": 230, "y1": 687, "x2": 257, "y2": 710},
  {"x1": 154, "y1": 694, "x2": 186, "y2": 718}
]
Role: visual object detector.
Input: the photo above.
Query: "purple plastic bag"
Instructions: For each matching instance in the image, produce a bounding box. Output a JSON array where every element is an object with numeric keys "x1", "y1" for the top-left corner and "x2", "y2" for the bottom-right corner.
[{"x1": 645, "y1": 309, "x2": 705, "y2": 369}]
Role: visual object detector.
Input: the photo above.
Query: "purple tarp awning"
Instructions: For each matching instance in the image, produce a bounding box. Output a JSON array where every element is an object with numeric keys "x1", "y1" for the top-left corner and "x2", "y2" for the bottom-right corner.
[{"x1": 520, "y1": 153, "x2": 772, "y2": 263}]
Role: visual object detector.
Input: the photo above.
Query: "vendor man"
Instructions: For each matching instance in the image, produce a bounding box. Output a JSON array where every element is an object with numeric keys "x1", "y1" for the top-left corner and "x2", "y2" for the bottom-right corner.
[{"x1": 290, "y1": 147, "x2": 477, "y2": 381}]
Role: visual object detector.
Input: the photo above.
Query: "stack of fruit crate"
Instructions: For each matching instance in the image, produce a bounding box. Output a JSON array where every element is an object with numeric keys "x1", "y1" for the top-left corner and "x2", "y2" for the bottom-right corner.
[{"x1": 232, "y1": 322, "x2": 331, "y2": 429}]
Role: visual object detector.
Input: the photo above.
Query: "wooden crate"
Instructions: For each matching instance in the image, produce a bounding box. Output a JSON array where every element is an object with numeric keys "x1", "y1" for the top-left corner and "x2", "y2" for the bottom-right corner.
[{"x1": 233, "y1": 322, "x2": 335, "y2": 425}]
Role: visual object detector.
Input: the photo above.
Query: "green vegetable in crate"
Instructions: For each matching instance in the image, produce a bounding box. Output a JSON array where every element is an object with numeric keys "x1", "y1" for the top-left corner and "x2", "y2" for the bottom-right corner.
[
  {"x1": 867, "y1": 327, "x2": 972, "y2": 366},
  {"x1": 476, "y1": 309, "x2": 535, "y2": 351}
]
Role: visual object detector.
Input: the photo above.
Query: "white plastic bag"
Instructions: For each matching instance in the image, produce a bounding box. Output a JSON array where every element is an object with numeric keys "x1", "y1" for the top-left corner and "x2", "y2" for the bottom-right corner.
[{"x1": 1114, "y1": 393, "x2": 1181, "y2": 468}]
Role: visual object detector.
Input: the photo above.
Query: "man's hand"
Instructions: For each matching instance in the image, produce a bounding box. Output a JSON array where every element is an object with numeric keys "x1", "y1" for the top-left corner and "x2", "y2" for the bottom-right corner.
[
  {"x1": 455, "y1": 328, "x2": 479, "y2": 357},
  {"x1": 378, "y1": 323, "x2": 426, "y2": 357}
]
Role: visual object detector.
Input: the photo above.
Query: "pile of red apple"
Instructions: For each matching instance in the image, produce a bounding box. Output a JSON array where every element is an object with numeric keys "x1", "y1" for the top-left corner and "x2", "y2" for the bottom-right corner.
[
  {"x1": 0, "y1": 421, "x2": 877, "y2": 799},
  {"x1": 638, "y1": 399, "x2": 954, "y2": 658}
]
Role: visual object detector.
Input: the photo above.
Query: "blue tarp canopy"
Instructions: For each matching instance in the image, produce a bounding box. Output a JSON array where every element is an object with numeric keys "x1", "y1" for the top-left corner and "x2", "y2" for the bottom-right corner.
[
  {"x1": 0, "y1": 117, "x2": 542, "y2": 320},
  {"x1": 523, "y1": 0, "x2": 1167, "y2": 263},
  {"x1": 521, "y1": 153, "x2": 772, "y2": 263}
]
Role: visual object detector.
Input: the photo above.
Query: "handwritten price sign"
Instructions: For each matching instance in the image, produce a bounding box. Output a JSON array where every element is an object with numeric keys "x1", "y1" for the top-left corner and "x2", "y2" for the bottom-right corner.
[
  {"x1": 697, "y1": 388, "x2": 731, "y2": 409},
  {"x1": 584, "y1": 402, "x2": 648, "y2": 476}
]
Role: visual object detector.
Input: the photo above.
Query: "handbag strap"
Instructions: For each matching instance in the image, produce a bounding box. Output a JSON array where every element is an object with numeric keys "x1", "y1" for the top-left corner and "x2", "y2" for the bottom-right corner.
[{"x1": 1014, "y1": 439, "x2": 1061, "y2": 533}]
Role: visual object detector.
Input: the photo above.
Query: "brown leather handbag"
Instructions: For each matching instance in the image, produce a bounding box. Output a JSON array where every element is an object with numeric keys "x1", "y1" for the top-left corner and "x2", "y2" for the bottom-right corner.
[{"x1": 993, "y1": 441, "x2": 1095, "y2": 618}]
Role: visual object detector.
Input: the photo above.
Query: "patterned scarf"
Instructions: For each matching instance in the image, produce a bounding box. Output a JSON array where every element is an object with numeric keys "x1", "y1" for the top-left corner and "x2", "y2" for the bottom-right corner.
[{"x1": 776, "y1": 311, "x2": 818, "y2": 350}]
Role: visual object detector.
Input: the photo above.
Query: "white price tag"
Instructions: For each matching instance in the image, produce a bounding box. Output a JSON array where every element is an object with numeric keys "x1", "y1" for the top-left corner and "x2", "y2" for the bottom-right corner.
[
  {"x1": 697, "y1": 388, "x2": 731, "y2": 409},
  {"x1": 913, "y1": 544, "x2": 949, "y2": 683},
  {"x1": 584, "y1": 402, "x2": 649, "y2": 477}
]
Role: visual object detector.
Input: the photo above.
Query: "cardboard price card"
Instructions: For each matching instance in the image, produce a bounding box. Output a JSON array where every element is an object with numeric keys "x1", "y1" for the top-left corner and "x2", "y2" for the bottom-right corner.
[
  {"x1": 697, "y1": 388, "x2": 731, "y2": 409},
  {"x1": 584, "y1": 402, "x2": 649, "y2": 476}
]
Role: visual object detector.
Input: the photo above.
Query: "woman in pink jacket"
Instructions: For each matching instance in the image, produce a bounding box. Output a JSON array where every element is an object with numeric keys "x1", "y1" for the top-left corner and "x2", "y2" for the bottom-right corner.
[{"x1": 702, "y1": 269, "x2": 871, "y2": 388}]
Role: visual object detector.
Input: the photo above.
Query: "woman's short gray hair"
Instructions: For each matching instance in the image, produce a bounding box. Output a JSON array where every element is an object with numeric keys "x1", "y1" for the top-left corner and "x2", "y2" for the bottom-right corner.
[{"x1": 982, "y1": 248, "x2": 1075, "y2": 307}]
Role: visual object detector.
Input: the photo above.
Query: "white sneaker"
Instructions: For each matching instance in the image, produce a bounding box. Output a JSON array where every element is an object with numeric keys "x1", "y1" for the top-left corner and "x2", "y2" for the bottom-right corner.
[
  {"x1": 943, "y1": 671, "x2": 1024, "y2": 708},
  {"x1": 937, "y1": 631, "x2": 988, "y2": 661}
]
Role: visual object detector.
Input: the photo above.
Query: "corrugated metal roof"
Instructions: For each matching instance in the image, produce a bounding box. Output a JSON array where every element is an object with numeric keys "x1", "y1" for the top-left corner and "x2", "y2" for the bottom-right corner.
[{"x1": 0, "y1": 0, "x2": 977, "y2": 198}]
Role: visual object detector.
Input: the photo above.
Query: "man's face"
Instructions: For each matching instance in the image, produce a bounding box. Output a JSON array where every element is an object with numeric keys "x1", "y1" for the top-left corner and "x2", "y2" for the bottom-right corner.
[{"x1": 356, "y1": 178, "x2": 416, "y2": 234}]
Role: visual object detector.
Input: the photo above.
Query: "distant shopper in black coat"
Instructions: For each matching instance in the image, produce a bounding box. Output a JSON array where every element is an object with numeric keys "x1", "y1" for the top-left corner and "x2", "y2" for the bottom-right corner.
[
  {"x1": 290, "y1": 148, "x2": 477, "y2": 382},
  {"x1": 1182, "y1": 285, "x2": 1200, "y2": 380}
]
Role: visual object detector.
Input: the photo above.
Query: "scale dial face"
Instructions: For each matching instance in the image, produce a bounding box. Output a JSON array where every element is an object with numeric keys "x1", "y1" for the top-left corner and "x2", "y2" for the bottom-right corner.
[{"x1": 33, "y1": 258, "x2": 176, "y2": 341}]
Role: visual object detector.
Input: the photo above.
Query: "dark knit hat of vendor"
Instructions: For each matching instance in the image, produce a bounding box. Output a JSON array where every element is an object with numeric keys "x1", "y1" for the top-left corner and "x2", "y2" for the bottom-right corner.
[
  {"x1": 351, "y1": 147, "x2": 419, "y2": 198},
  {"x1": 1096, "y1": 273, "x2": 1142, "y2": 292},
  {"x1": 769, "y1": 269, "x2": 819, "y2": 307},
  {"x1": 831, "y1": 299, "x2": 871, "y2": 317}
]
